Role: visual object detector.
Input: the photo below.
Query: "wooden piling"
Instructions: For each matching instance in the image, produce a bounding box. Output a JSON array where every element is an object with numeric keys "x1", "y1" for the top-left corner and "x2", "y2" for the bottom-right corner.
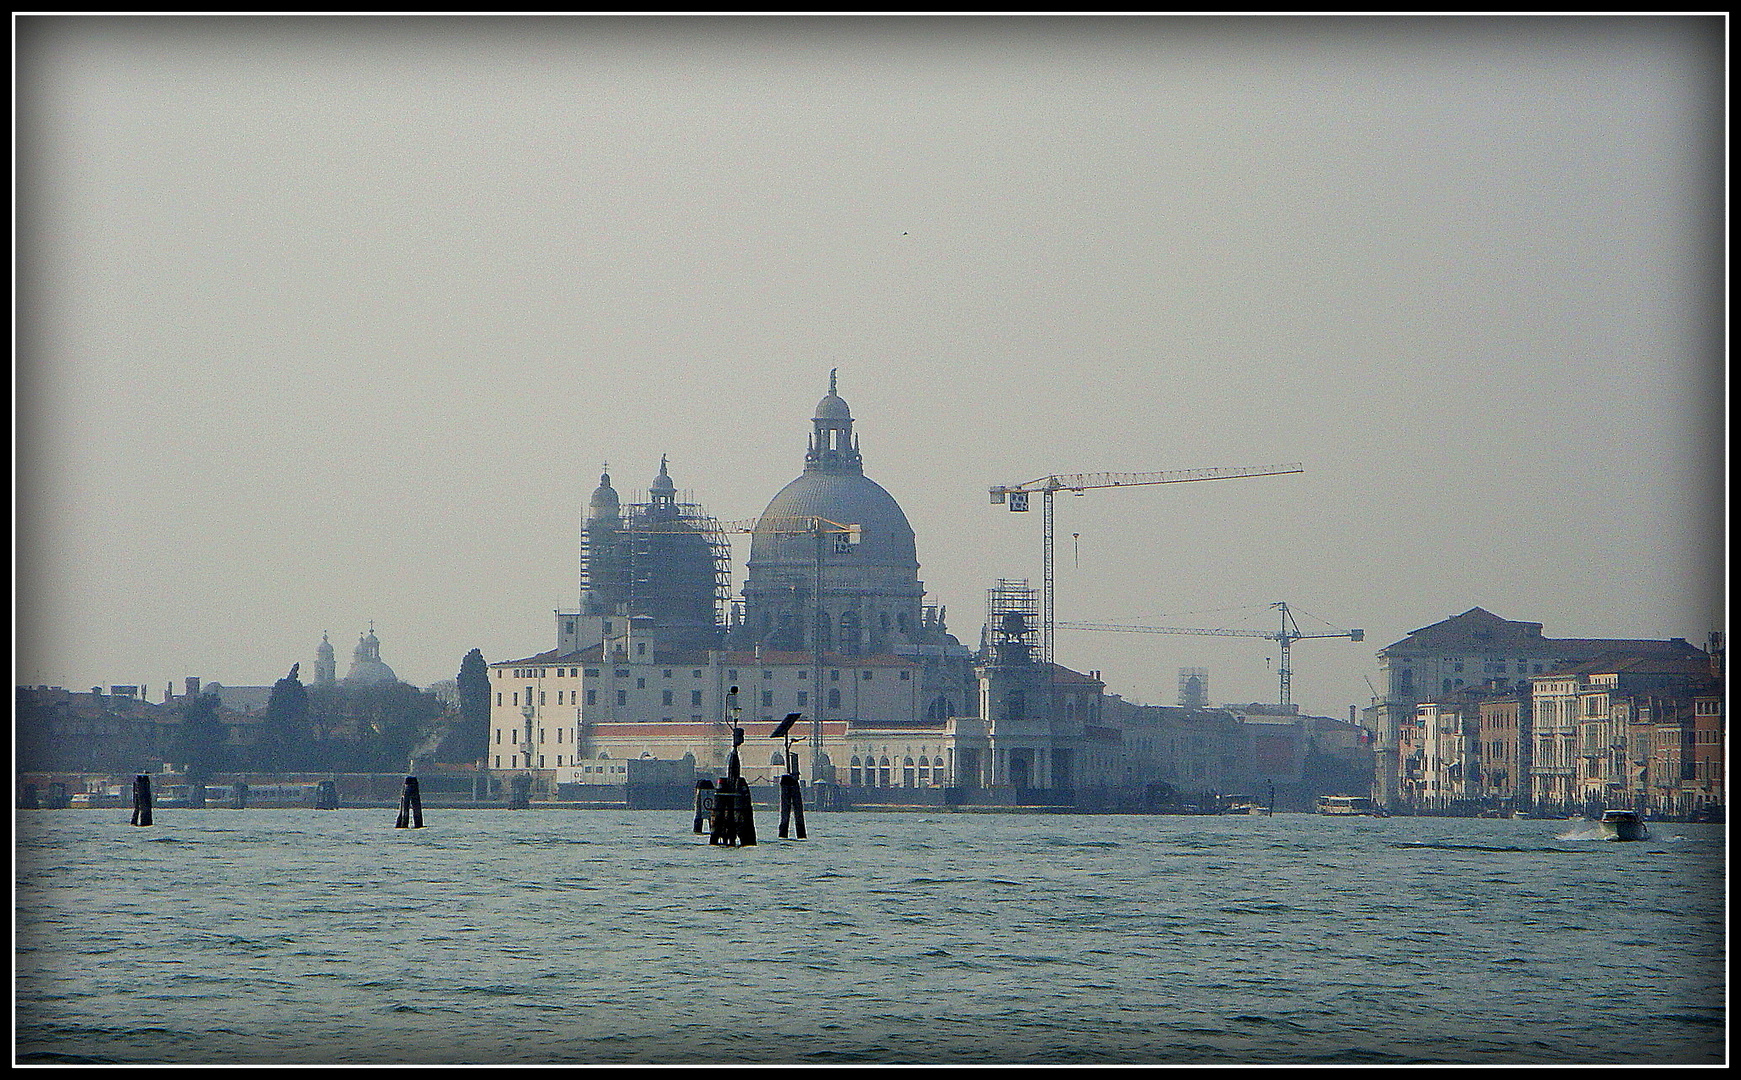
[
  {"x1": 694, "y1": 779, "x2": 716, "y2": 834},
  {"x1": 787, "y1": 775, "x2": 806, "y2": 840},
  {"x1": 231, "y1": 781, "x2": 249, "y2": 810},
  {"x1": 130, "y1": 774, "x2": 153, "y2": 826},
  {"x1": 734, "y1": 776, "x2": 757, "y2": 846},
  {"x1": 395, "y1": 776, "x2": 424, "y2": 829},
  {"x1": 779, "y1": 774, "x2": 807, "y2": 839},
  {"x1": 314, "y1": 779, "x2": 339, "y2": 810}
]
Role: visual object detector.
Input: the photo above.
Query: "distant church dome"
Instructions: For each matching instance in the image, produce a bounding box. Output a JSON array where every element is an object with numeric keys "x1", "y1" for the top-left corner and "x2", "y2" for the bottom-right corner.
[
  {"x1": 739, "y1": 371, "x2": 924, "y2": 655},
  {"x1": 314, "y1": 631, "x2": 337, "y2": 685},
  {"x1": 587, "y1": 466, "x2": 620, "y2": 523},
  {"x1": 749, "y1": 369, "x2": 917, "y2": 570},
  {"x1": 344, "y1": 624, "x2": 398, "y2": 685}
]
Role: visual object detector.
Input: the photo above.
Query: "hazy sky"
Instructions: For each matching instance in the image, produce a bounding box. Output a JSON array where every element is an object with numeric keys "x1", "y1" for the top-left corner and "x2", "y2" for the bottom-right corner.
[{"x1": 16, "y1": 15, "x2": 1727, "y2": 716}]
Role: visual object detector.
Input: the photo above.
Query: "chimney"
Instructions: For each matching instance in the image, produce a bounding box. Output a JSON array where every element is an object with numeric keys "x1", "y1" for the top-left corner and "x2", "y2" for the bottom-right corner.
[{"x1": 186, "y1": 676, "x2": 201, "y2": 698}]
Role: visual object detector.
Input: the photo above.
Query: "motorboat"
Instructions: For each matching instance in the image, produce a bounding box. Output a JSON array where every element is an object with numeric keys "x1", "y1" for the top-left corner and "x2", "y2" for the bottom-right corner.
[{"x1": 1598, "y1": 808, "x2": 1649, "y2": 842}]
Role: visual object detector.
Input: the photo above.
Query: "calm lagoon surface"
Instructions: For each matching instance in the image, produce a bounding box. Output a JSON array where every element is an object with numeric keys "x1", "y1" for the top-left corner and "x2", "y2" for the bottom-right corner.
[{"x1": 14, "y1": 807, "x2": 1726, "y2": 1065}]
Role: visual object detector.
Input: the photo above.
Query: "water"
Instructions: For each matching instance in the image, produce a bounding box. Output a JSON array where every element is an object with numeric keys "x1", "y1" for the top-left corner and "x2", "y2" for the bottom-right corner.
[{"x1": 14, "y1": 808, "x2": 1726, "y2": 1065}]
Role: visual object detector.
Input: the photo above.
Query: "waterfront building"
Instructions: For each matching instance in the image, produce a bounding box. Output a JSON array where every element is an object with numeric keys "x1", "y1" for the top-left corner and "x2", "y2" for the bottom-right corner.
[
  {"x1": 1475, "y1": 688, "x2": 1530, "y2": 803},
  {"x1": 1528, "y1": 647, "x2": 1723, "y2": 817},
  {"x1": 490, "y1": 373, "x2": 983, "y2": 797},
  {"x1": 1364, "y1": 607, "x2": 1710, "y2": 807}
]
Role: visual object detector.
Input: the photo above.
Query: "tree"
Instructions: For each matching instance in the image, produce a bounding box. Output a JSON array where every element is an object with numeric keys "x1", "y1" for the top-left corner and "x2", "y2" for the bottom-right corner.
[
  {"x1": 171, "y1": 691, "x2": 229, "y2": 784},
  {"x1": 455, "y1": 648, "x2": 490, "y2": 761},
  {"x1": 258, "y1": 663, "x2": 311, "y2": 772}
]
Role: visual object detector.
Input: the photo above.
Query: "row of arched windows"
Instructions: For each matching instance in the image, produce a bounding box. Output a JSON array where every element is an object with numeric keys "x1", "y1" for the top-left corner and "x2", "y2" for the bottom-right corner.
[{"x1": 848, "y1": 755, "x2": 945, "y2": 787}]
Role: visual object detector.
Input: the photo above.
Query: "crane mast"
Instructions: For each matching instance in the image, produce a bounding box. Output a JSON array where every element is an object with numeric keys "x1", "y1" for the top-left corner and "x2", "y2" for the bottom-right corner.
[
  {"x1": 990, "y1": 463, "x2": 1303, "y2": 669},
  {"x1": 1057, "y1": 601, "x2": 1364, "y2": 708}
]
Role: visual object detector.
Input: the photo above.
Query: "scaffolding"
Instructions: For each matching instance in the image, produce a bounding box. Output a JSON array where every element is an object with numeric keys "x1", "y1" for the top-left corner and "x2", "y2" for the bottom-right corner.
[{"x1": 987, "y1": 579, "x2": 1040, "y2": 669}]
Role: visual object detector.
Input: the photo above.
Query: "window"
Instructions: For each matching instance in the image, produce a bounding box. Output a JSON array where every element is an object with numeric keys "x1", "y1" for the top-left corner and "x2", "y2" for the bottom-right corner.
[
  {"x1": 797, "y1": 691, "x2": 808, "y2": 706},
  {"x1": 850, "y1": 757, "x2": 863, "y2": 786},
  {"x1": 637, "y1": 678, "x2": 646, "y2": 689},
  {"x1": 496, "y1": 692, "x2": 502, "y2": 707},
  {"x1": 616, "y1": 690, "x2": 626, "y2": 706},
  {"x1": 586, "y1": 688, "x2": 596, "y2": 706},
  {"x1": 828, "y1": 689, "x2": 841, "y2": 709},
  {"x1": 900, "y1": 670, "x2": 911, "y2": 681},
  {"x1": 763, "y1": 670, "x2": 773, "y2": 679},
  {"x1": 761, "y1": 691, "x2": 773, "y2": 707},
  {"x1": 691, "y1": 690, "x2": 702, "y2": 707},
  {"x1": 663, "y1": 690, "x2": 674, "y2": 706},
  {"x1": 663, "y1": 669, "x2": 673, "y2": 678}
]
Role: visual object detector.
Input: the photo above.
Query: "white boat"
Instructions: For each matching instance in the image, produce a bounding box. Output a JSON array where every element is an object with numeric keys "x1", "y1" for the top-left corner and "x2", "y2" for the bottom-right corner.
[
  {"x1": 1598, "y1": 809, "x2": 1649, "y2": 841},
  {"x1": 1317, "y1": 795, "x2": 1387, "y2": 817}
]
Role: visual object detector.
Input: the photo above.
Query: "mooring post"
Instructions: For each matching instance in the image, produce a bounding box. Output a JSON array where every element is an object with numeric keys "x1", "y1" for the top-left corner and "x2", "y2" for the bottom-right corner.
[
  {"x1": 396, "y1": 776, "x2": 424, "y2": 829},
  {"x1": 131, "y1": 774, "x2": 153, "y2": 826},
  {"x1": 232, "y1": 781, "x2": 248, "y2": 810},
  {"x1": 789, "y1": 774, "x2": 806, "y2": 840},
  {"x1": 734, "y1": 776, "x2": 757, "y2": 846},
  {"x1": 709, "y1": 778, "x2": 734, "y2": 846},
  {"x1": 694, "y1": 779, "x2": 715, "y2": 834},
  {"x1": 314, "y1": 779, "x2": 339, "y2": 810}
]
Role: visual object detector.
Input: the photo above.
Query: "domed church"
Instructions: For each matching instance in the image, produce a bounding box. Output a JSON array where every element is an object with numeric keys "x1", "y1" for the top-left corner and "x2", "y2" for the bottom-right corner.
[
  {"x1": 736, "y1": 371, "x2": 941, "y2": 659},
  {"x1": 343, "y1": 623, "x2": 398, "y2": 685}
]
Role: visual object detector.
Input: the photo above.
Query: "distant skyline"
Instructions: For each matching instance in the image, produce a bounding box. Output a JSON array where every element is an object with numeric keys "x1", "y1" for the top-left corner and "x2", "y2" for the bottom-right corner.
[{"x1": 15, "y1": 15, "x2": 1727, "y2": 716}]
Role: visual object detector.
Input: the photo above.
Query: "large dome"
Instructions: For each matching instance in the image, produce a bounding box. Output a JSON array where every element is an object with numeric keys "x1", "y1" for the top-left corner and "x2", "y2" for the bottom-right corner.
[
  {"x1": 344, "y1": 627, "x2": 398, "y2": 686},
  {"x1": 750, "y1": 470, "x2": 918, "y2": 569}
]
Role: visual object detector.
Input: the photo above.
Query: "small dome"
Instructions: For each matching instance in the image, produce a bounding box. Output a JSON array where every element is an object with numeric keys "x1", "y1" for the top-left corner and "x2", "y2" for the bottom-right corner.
[
  {"x1": 588, "y1": 466, "x2": 620, "y2": 521},
  {"x1": 814, "y1": 392, "x2": 851, "y2": 421},
  {"x1": 814, "y1": 367, "x2": 851, "y2": 420},
  {"x1": 650, "y1": 455, "x2": 675, "y2": 495}
]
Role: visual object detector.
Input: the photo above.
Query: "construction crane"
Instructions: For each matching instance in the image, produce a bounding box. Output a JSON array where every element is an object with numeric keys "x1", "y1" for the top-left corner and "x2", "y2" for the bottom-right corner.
[
  {"x1": 989, "y1": 464, "x2": 1304, "y2": 668},
  {"x1": 1057, "y1": 602, "x2": 1363, "y2": 709}
]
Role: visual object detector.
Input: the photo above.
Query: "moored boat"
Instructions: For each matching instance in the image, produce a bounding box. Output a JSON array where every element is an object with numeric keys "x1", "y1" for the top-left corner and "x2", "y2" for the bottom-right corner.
[
  {"x1": 1317, "y1": 795, "x2": 1388, "y2": 817},
  {"x1": 1598, "y1": 808, "x2": 1649, "y2": 841}
]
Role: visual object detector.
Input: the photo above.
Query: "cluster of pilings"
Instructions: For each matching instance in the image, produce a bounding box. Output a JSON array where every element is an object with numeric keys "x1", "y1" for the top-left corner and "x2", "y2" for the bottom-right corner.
[{"x1": 697, "y1": 776, "x2": 757, "y2": 846}]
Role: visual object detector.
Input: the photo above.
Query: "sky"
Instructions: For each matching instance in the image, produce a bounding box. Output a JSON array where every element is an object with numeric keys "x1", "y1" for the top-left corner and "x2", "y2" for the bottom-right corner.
[{"x1": 15, "y1": 15, "x2": 1728, "y2": 718}]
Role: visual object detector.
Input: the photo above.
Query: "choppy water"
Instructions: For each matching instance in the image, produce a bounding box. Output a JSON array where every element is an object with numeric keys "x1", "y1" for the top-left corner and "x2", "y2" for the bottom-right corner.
[{"x1": 14, "y1": 807, "x2": 1726, "y2": 1065}]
